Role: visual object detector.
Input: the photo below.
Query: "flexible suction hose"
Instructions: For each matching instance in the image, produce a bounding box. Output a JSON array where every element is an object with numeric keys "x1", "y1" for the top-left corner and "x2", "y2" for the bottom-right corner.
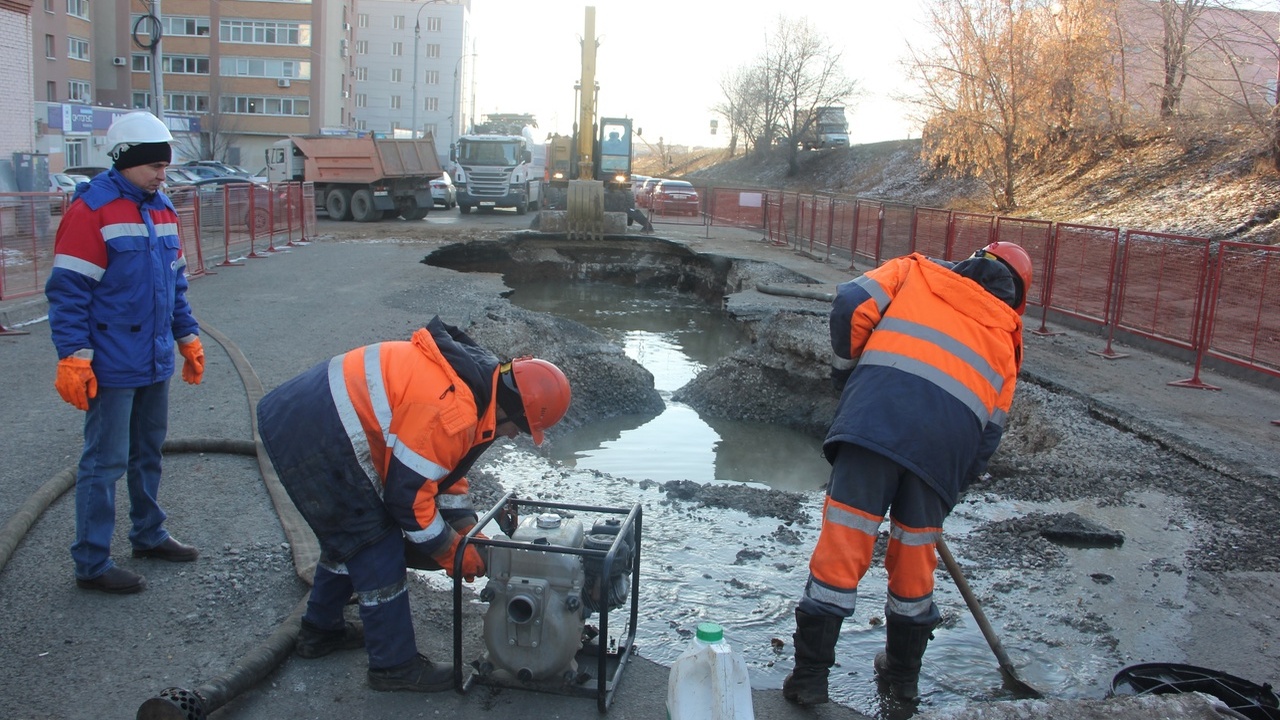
[{"x1": 0, "y1": 320, "x2": 322, "y2": 720}]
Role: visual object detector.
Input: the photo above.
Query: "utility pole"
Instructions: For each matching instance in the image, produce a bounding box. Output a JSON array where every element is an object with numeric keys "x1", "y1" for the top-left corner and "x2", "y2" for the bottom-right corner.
[{"x1": 149, "y1": 0, "x2": 164, "y2": 120}]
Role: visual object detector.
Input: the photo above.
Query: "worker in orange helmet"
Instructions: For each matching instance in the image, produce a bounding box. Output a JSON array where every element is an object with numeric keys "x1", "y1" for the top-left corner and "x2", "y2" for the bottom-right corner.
[
  {"x1": 784, "y1": 242, "x2": 1032, "y2": 706},
  {"x1": 255, "y1": 316, "x2": 570, "y2": 693}
]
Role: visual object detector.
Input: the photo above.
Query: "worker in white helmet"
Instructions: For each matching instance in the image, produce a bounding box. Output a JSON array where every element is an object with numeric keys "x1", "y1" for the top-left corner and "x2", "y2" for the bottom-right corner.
[{"x1": 45, "y1": 110, "x2": 205, "y2": 595}]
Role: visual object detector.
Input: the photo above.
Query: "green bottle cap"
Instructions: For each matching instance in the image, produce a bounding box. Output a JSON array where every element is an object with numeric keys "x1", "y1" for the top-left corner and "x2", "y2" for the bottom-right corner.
[{"x1": 695, "y1": 622, "x2": 723, "y2": 643}]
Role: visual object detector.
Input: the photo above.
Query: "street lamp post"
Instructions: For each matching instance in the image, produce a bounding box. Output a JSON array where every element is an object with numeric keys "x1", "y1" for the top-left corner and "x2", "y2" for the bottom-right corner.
[
  {"x1": 450, "y1": 52, "x2": 476, "y2": 143},
  {"x1": 410, "y1": 0, "x2": 443, "y2": 139}
]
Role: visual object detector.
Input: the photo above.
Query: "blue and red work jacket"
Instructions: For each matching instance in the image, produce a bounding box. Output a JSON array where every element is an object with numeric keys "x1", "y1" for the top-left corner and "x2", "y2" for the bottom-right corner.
[
  {"x1": 257, "y1": 318, "x2": 500, "y2": 562},
  {"x1": 45, "y1": 169, "x2": 196, "y2": 388},
  {"x1": 826, "y1": 253, "x2": 1023, "y2": 508}
]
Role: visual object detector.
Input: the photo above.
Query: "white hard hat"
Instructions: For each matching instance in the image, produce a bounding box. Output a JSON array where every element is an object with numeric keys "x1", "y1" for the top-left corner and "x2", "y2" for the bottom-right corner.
[{"x1": 106, "y1": 111, "x2": 174, "y2": 159}]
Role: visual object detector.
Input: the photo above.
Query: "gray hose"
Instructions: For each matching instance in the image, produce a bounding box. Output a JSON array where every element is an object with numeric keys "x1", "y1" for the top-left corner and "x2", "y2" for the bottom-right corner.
[{"x1": 755, "y1": 283, "x2": 835, "y2": 303}]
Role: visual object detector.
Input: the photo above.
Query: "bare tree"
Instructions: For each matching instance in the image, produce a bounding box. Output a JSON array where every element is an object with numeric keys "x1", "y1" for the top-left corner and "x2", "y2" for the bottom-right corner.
[
  {"x1": 1156, "y1": 0, "x2": 1210, "y2": 118},
  {"x1": 713, "y1": 67, "x2": 761, "y2": 157},
  {"x1": 907, "y1": 0, "x2": 1050, "y2": 210}
]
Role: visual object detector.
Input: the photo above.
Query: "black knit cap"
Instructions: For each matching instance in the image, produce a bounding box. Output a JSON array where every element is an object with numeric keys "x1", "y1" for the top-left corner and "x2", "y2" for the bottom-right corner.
[{"x1": 113, "y1": 141, "x2": 172, "y2": 170}]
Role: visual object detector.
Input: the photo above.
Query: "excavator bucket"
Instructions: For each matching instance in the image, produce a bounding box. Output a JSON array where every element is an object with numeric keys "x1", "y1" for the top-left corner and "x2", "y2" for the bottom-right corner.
[{"x1": 566, "y1": 179, "x2": 605, "y2": 240}]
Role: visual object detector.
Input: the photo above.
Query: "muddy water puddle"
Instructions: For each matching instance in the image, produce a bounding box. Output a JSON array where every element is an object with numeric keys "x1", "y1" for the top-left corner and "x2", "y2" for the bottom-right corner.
[{"x1": 493, "y1": 279, "x2": 1197, "y2": 716}]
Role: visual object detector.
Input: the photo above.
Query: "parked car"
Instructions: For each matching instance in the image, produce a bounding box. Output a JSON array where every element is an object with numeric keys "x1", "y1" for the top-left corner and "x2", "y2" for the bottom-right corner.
[
  {"x1": 48, "y1": 173, "x2": 87, "y2": 214},
  {"x1": 636, "y1": 177, "x2": 664, "y2": 209},
  {"x1": 187, "y1": 176, "x2": 282, "y2": 234},
  {"x1": 163, "y1": 167, "x2": 200, "y2": 186},
  {"x1": 181, "y1": 165, "x2": 227, "y2": 180},
  {"x1": 183, "y1": 160, "x2": 266, "y2": 182},
  {"x1": 430, "y1": 171, "x2": 456, "y2": 209},
  {"x1": 650, "y1": 180, "x2": 700, "y2": 216},
  {"x1": 630, "y1": 174, "x2": 650, "y2": 202},
  {"x1": 64, "y1": 166, "x2": 109, "y2": 179}
]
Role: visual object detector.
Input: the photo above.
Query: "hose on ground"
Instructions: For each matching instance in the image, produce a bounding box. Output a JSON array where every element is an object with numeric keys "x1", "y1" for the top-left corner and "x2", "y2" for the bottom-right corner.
[{"x1": 755, "y1": 283, "x2": 835, "y2": 303}]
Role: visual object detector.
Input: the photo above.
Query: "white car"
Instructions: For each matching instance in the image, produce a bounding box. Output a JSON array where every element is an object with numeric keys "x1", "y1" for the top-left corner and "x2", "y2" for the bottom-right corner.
[
  {"x1": 430, "y1": 172, "x2": 457, "y2": 209},
  {"x1": 48, "y1": 173, "x2": 88, "y2": 214}
]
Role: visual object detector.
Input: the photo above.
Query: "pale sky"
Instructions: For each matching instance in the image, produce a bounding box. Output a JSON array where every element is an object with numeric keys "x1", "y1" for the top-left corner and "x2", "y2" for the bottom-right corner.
[{"x1": 467, "y1": 0, "x2": 930, "y2": 148}]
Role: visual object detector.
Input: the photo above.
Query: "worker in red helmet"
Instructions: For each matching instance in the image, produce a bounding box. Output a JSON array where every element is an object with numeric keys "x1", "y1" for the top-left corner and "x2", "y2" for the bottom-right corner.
[
  {"x1": 784, "y1": 243, "x2": 1030, "y2": 707},
  {"x1": 255, "y1": 316, "x2": 570, "y2": 693}
]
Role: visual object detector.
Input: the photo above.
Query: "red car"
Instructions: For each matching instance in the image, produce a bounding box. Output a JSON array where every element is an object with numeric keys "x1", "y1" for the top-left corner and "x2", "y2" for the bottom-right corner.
[
  {"x1": 650, "y1": 180, "x2": 700, "y2": 216},
  {"x1": 636, "y1": 177, "x2": 664, "y2": 209}
]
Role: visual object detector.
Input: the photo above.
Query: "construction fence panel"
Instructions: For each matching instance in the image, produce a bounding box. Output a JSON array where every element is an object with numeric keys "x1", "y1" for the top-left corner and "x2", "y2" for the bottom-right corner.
[
  {"x1": 1045, "y1": 223, "x2": 1121, "y2": 327},
  {"x1": 995, "y1": 217, "x2": 1054, "y2": 310},
  {"x1": 706, "y1": 187, "x2": 767, "y2": 231},
  {"x1": 302, "y1": 182, "x2": 317, "y2": 241},
  {"x1": 853, "y1": 199, "x2": 882, "y2": 266},
  {"x1": 912, "y1": 207, "x2": 951, "y2": 261},
  {"x1": 167, "y1": 188, "x2": 207, "y2": 278},
  {"x1": 950, "y1": 213, "x2": 996, "y2": 259},
  {"x1": 805, "y1": 194, "x2": 837, "y2": 260},
  {"x1": 0, "y1": 193, "x2": 58, "y2": 300},
  {"x1": 1115, "y1": 230, "x2": 1213, "y2": 350},
  {"x1": 879, "y1": 202, "x2": 914, "y2": 263},
  {"x1": 1206, "y1": 242, "x2": 1280, "y2": 378},
  {"x1": 830, "y1": 196, "x2": 858, "y2": 264}
]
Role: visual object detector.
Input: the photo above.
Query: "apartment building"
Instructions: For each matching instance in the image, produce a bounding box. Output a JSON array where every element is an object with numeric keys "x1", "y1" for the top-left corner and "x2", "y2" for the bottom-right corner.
[
  {"x1": 28, "y1": 0, "x2": 389, "y2": 172},
  {"x1": 349, "y1": 0, "x2": 470, "y2": 162}
]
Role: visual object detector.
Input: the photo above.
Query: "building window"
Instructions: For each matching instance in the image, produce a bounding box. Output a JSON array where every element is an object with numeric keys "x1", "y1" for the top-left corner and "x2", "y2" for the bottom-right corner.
[
  {"x1": 164, "y1": 16, "x2": 211, "y2": 37},
  {"x1": 425, "y1": 97, "x2": 438, "y2": 111},
  {"x1": 390, "y1": 68, "x2": 402, "y2": 83},
  {"x1": 391, "y1": 42, "x2": 403, "y2": 57},
  {"x1": 423, "y1": 123, "x2": 437, "y2": 138},
  {"x1": 426, "y1": 17, "x2": 441, "y2": 32},
  {"x1": 132, "y1": 91, "x2": 151, "y2": 108},
  {"x1": 45, "y1": 35, "x2": 55, "y2": 59},
  {"x1": 354, "y1": 66, "x2": 367, "y2": 81},
  {"x1": 68, "y1": 79, "x2": 90, "y2": 102},
  {"x1": 65, "y1": 139, "x2": 86, "y2": 167},
  {"x1": 220, "y1": 95, "x2": 310, "y2": 116},
  {"x1": 390, "y1": 95, "x2": 401, "y2": 109},
  {"x1": 166, "y1": 93, "x2": 209, "y2": 113},
  {"x1": 355, "y1": 93, "x2": 367, "y2": 108},
  {"x1": 356, "y1": 120, "x2": 367, "y2": 131},
  {"x1": 162, "y1": 55, "x2": 210, "y2": 75},
  {"x1": 68, "y1": 36, "x2": 90, "y2": 61},
  {"x1": 392, "y1": 15, "x2": 404, "y2": 29},
  {"x1": 425, "y1": 70, "x2": 439, "y2": 85},
  {"x1": 356, "y1": 40, "x2": 368, "y2": 55},
  {"x1": 47, "y1": 81, "x2": 57, "y2": 101},
  {"x1": 220, "y1": 57, "x2": 311, "y2": 79},
  {"x1": 220, "y1": 19, "x2": 312, "y2": 46},
  {"x1": 44, "y1": 0, "x2": 54, "y2": 13},
  {"x1": 425, "y1": 44, "x2": 440, "y2": 59},
  {"x1": 357, "y1": 13, "x2": 367, "y2": 28},
  {"x1": 131, "y1": 54, "x2": 151, "y2": 72},
  {"x1": 67, "y1": 0, "x2": 88, "y2": 20}
]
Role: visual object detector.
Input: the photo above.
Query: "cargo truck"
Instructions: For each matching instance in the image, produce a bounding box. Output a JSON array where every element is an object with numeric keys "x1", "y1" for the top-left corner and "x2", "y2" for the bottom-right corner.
[
  {"x1": 264, "y1": 135, "x2": 443, "y2": 222},
  {"x1": 450, "y1": 130, "x2": 543, "y2": 215},
  {"x1": 797, "y1": 106, "x2": 850, "y2": 150}
]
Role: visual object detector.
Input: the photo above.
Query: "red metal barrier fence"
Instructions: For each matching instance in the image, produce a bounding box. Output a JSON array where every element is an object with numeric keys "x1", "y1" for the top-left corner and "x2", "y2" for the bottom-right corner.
[{"x1": 708, "y1": 181, "x2": 1279, "y2": 390}]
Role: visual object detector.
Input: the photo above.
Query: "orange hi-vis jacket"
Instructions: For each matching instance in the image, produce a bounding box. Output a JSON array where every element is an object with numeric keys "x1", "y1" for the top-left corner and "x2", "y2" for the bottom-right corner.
[
  {"x1": 257, "y1": 317, "x2": 500, "y2": 562},
  {"x1": 826, "y1": 253, "x2": 1023, "y2": 507}
]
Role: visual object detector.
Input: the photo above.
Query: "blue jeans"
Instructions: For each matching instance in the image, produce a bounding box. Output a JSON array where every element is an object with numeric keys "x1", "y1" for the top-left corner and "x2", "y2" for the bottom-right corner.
[{"x1": 71, "y1": 381, "x2": 171, "y2": 580}]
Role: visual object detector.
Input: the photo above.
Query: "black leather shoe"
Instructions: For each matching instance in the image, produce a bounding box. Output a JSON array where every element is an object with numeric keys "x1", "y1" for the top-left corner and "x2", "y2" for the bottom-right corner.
[
  {"x1": 367, "y1": 654, "x2": 454, "y2": 693},
  {"x1": 295, "y1": 619, "x2": 365, "y2": 659},
  {"x1": 132, "y1": 537, "x2": 199, "y2": 562},
  {"x1": 76, "y1": 566, "x2": 146, "y2": 594}
]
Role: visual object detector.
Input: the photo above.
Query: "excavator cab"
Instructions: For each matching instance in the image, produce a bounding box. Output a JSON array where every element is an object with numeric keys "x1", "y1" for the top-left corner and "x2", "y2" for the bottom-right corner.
[{"x1": 596, "y1": 117, "x2": 633, "y2": 190}]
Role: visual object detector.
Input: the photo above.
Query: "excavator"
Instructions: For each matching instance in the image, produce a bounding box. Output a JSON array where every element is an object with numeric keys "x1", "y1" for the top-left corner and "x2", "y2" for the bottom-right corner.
[{"x1": 540, "y1": 6, "x2": 646, "y2": 238}]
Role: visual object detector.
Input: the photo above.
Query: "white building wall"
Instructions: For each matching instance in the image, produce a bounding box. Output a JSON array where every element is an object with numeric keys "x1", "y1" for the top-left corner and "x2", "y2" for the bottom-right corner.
[{"x1": 0, "y1": 10, "x2": 36, "y2": 160}]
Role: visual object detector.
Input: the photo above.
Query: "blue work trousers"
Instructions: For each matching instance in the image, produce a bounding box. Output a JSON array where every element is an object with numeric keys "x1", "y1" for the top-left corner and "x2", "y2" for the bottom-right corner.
[
  {"x1": 71, "y1": 381, "x2": 171, "y2": 580},
  {"x1": 305, "y1": 530, "x2": 417, "y2": 670}
]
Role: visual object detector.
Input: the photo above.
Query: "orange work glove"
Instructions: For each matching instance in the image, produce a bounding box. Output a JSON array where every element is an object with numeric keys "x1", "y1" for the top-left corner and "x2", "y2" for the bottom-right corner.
[
  {"x1": 55, "y1": 356, "x2": 97, "y2": 411},
  {"x1": 430, "y1": 531, "x2": 487, "y2": 582},
  {"x1": 178, "y1": 337, "x2": 205, "y2": 385}
]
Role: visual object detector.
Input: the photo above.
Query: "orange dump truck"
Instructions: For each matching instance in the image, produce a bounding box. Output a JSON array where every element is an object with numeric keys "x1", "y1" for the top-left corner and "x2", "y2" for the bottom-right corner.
[{"x1": 264, "y1": 135, "x2": 443, "y2": 221}]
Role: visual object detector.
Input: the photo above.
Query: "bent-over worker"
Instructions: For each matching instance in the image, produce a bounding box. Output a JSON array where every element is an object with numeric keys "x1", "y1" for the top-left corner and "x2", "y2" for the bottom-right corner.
[
  {"x1": 784, "y1": 242, "x2": 1033, "y2": 705},
  {"x1": 256, "y1": 317, "x2": 571, "y2": 693}
]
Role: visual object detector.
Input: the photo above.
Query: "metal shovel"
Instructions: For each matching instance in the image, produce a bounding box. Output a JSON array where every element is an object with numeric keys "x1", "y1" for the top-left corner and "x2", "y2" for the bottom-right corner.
[{"x1": 936, "y1": 536, "x2": 1043, "y2": 698}]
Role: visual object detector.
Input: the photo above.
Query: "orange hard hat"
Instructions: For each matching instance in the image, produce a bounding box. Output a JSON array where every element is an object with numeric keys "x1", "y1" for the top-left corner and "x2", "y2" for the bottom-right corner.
[
  {"x1": 510, "y1": 357, "x2": 571, "y2": 445},
  {"x1": 978, "y1": 241, "x2": 1034, "y2": 315}
]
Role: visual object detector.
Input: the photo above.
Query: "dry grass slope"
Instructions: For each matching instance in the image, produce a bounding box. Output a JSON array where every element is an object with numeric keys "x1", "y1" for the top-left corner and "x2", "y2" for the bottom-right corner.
[{"x1": 670, "y1": 126, "x2": 1280, "y2": 245}]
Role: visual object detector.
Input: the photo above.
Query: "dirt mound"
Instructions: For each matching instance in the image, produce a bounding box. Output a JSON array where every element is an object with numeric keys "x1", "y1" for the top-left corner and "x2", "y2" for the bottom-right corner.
[{"x1": 678, "y1": 127, "x2": 1280, "y2": 245}]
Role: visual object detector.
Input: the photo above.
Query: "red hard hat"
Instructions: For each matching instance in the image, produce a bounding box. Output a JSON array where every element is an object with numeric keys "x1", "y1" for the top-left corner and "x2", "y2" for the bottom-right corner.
[
  {"x1": 510, "y1": 357, "x2": 571, "y2": 445},
  {"x1": 978, "y1": 241, "x2": 1034, "y2": 315}
]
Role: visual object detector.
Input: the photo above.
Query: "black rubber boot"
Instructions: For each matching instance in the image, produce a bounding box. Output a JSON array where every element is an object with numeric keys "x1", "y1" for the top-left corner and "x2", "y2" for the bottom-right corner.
[
  {"x1": 367, "y1": 653, "x2": 454, "y2": 693},
  {"x1": 874, "y1": 620, "x2": 934, "y2": 701},
  {"x1": 782, "y1": 609, "x2": 844, "y2": 706}
]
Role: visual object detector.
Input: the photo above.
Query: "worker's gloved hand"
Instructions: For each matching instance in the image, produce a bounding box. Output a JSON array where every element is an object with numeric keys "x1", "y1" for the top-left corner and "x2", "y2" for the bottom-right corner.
[
  {"x1": 431, "y1": 532, "x2": 487, "y2": 582},
  {"x1": 179, "y1": 337, "x2": 205, "y2": 385},
  {"x1": 55, "y1": 356, "x2": 97, "y2": 411}
]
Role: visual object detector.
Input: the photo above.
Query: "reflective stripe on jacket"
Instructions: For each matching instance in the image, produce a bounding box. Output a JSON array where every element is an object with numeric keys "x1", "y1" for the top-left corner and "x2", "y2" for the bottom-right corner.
[
  {"x1": 825, "y1": 253, "x2": 1023, "y2": 507},
  {"x1": 257, "y1": 318, "x2": 499, "y2": 561},
  {"x1": 45, "y1": 168, "x2": 194, "y2": 387}
]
